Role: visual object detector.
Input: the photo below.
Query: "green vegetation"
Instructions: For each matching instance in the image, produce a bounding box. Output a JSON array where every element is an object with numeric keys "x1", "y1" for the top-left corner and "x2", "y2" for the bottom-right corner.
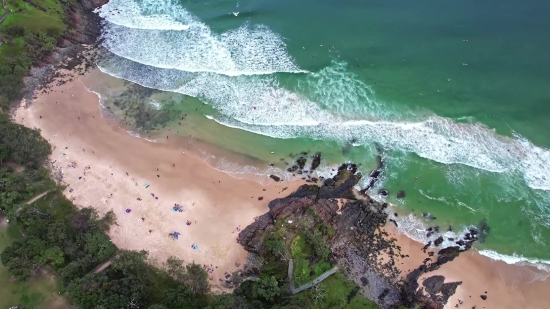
[
  {"x1": 233, "y1": 207, "x2": 381, "y2": 309},
  {"x1": 0, "y1": 0, "x2": 71, "y2": 110},
  {"x1": 293, "y1": 273, "x2": 380, "y2": 309},
  {"x1": 0, "y1": 113, "x2": 210, "y2": 308}
]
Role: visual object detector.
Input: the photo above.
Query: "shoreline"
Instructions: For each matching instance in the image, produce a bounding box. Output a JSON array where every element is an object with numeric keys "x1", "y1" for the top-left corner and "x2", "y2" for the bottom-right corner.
[{"x1": 15, "y1": 69, "x2": 550, "y2": 306}]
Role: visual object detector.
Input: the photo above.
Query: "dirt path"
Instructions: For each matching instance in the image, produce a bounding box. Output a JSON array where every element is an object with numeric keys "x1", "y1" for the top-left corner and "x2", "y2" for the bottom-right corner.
[
  {"x1": 92, "y1": 260, "x2": 112, "y2": 273},
  {"x1": 24, "y1": 190, "x2": 51, "y2": 205}
]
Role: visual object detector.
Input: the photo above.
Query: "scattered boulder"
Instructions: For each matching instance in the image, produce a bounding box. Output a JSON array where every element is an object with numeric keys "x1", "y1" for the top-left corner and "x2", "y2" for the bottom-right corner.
[
  {"x1": 379, "y1": 189, "x2": 389, "y2": 197},
  {"x1": 258, "y1": 197, "x2": 263, "y2": 201},
  {"x1": 434, "y1": 236, "x2": 444, "y2": 246},
  {"x1": 269, "y1": 175, "x2": 281, "y2": 182},
  {"x1": 480, "y1": 295, "x2": 487, "y2": 300},
  {"x1": 296, "y1": 157, "x2": 307, "y2": 169}
]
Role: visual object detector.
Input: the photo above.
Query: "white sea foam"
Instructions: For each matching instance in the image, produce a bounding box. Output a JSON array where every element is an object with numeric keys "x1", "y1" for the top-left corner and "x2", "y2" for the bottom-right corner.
[
  {"x1": 478, "y1": 250, "x2": 550, "y2": 274},
  {"x1": 126, "y1": 131, "x2": 141, "y2": 138},
  {"x1": 198, "y1": 153, "x2": 299, "y2": 185},
  {"x1": 98, "y1": 0, "x2": 304, "y2": 76},
  {"x1": 98, "y1": 53, "x2": 550, "y2": 192},
  {"x1": 149, "y1": 100, "x2": 162, "y2": 110},
  {"x1": 96, "y1": 0, "x2": 190, "y2": 30}
]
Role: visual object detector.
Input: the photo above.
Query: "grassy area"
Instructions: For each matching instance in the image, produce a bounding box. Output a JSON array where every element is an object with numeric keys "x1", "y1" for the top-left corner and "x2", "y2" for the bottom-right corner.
[
  {"x1": 1, "y1": 0, "x2": 66, "y2": 34},
  {"x1": 0, "y1": 215, "x2": 71, "y2": 309},
  {"x1": 0, "y1": 0, "x2": 69, "y2": 108},
  {"x1": 291, "y1": 232, "x2": 332, "y2": 286},
  {"x1": 294, "y1": 273, "x2": 380, "y2": 309}
]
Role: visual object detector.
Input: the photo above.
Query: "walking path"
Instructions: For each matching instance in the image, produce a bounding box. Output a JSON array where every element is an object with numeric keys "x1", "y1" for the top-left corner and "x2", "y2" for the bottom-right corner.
[
  {"x1": 0, "y1": 0, "x2": 13, "y2": 25},
  {"x1": 288, "y1": 259, "x2": 339, "y2": 294}
]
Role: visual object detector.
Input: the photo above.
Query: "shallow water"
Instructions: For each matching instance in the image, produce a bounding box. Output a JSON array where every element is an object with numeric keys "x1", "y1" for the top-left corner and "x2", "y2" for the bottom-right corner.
[{"x1": 92, "y1": 0, "x2": 550, "y2": 265}]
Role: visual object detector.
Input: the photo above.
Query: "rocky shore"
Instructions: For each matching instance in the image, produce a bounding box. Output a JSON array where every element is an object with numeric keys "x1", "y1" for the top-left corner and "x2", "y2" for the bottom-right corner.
[{"x1": 240, "y1": 158, "x2": 479, "y2": 309}]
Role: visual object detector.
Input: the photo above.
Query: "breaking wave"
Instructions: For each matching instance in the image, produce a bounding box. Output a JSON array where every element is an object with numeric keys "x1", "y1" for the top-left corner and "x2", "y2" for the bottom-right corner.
[
  {"x1": 97, "y1": 0, "x2": 304, "y2": 76},
  {"x1": 98, "y1": 52, "x2": 550, "y2": 192}
]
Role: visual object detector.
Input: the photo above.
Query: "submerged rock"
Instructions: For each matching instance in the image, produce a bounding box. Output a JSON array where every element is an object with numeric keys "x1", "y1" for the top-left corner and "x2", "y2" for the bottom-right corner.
[{"x1": 396, "y1": 190, "x2": 406, "y2": 199}]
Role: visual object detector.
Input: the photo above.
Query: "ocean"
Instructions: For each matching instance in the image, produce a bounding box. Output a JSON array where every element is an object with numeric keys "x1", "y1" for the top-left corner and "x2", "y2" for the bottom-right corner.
[{"x1": 92, "y1": 0, "x2": 550, "y2": 269}]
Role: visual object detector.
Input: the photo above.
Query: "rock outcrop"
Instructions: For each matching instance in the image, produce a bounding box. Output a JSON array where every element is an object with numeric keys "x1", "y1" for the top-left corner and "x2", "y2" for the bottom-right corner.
[{"x1": 240, "y1": 163, "x2": 472, "y2": 308}]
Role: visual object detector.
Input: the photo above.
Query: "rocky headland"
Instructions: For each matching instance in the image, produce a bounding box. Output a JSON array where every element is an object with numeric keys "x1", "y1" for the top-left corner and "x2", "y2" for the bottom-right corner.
[{"x1": 240, "y1": 157, "x2": 479, "y2": 309}]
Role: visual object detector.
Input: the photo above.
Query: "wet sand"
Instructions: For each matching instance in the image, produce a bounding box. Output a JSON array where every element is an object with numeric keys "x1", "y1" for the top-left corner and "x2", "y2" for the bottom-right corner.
[{"x1": 15, "y1": 70, "x2": 550, "y2": 305}]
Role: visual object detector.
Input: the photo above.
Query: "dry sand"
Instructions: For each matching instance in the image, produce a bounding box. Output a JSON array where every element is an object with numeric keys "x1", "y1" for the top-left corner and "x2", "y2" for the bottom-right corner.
[
  {"x1": 15, "y1": 70, "x2": 550, "y2": 306},
  {"x1": 15, "y1": 70, "x2": 302, "y2": 289}
]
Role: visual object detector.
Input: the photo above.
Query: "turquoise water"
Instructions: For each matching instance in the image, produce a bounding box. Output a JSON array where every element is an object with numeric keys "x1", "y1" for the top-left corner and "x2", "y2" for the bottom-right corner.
[{"x1": 94, "y1": 0, "x2": 550, "y2": 264}]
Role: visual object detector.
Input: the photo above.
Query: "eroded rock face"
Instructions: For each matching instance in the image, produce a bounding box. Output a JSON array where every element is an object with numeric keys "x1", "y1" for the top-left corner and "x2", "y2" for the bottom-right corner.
[{"x1": 239, "y1": 163, "x2": 472, "y2": 309}]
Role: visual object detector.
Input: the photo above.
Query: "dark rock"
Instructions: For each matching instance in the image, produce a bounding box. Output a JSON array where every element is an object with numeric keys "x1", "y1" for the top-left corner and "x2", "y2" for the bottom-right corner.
[
  {"x1": 269, "y1": 174, "x2": 281, "y2": 182},
  {"x1": 360, "y1": 277, "x2": 369, "y2": 286},
  {"x1": 422, "y1": 241, "x2": 432, "y2": 252},
  {"x1": 434, "y1": 236, "x2": 444, "y2": 246},
  {"x1": 396, "y1": 190, "x2": 406, "y2": 198},
  {"x1": 480, "y1": 295, "x2": 487, "y2": 300},
  {"x1": 378, "y1": 189, "x2": 389, "y2": 197},
  {"x1": 258, "y1": 197, "x2": 263, "y2": 201},
  {"x1": 317, "y1": 164, "x2": 361, "y2": 200},
  {"x1": 440, "y1": 282, "x2": 462, "y2": 302},
  {"x1": 423, "y1": 275, "x2": 445, "y2": 295},
  {"x1": 389, "y1": 219, "x2": 398, "y2": 227},
  {"x1": 310, "y1": 152, "x2": 322, "y2": 170},
  {"x1": 296, "y1": 157, "x2": 307, "y2": 169}
]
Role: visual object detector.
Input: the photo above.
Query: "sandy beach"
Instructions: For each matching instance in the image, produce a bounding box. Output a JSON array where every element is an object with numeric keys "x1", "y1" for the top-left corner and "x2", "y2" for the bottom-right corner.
[
  {"x1": 15, "y1": 69, "x2": 303, "y2": 288},
  {"x1": 15, "y1": 69, "x2": 550, "y2": 306}
]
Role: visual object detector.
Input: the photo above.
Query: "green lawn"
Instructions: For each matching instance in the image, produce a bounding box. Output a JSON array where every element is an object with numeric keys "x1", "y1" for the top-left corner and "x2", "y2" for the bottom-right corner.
[{"x1": 0, "y1": 216, "x2": 71, "y2": 309}]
